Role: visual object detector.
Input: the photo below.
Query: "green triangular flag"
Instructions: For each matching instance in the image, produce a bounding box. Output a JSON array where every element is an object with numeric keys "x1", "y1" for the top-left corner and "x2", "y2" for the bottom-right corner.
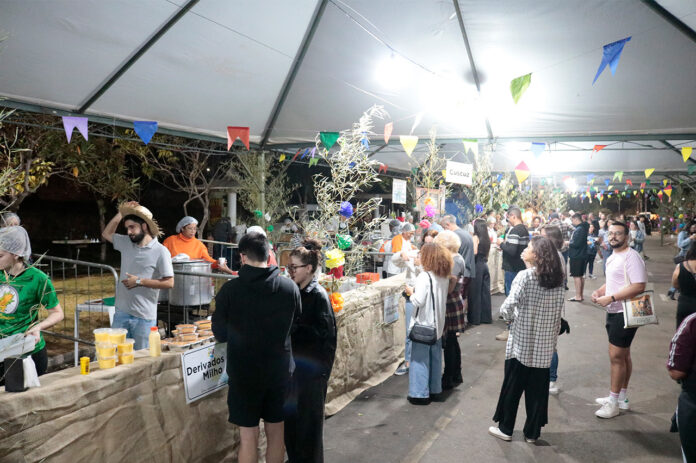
[
  {"x1": 689, "y1": 165, "x2": 696, "y2": 175},
  {"x1": 613, "y1": 171, "x2": 623, "y2": 182},
  {"x1": 319, "y1": 132, "x2": 340, "y2": 151},
  {"x1": 510, "y1": 73, "x2": 532, "y2": 104},
  {"x1": 308, "y1": 157, "x2": 319, "y2": 167}
]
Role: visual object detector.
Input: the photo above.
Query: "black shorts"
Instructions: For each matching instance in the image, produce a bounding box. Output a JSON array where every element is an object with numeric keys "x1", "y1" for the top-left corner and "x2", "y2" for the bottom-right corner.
[
  {"x1": 605, "y1": 312, "x2": 638, "y2": 348},
  {"x1": 569, "y1": 258, "x2": 585, "y2": 277},
  {"x1": 227, "y1": 378, "x2": 288, "y2": 427}
]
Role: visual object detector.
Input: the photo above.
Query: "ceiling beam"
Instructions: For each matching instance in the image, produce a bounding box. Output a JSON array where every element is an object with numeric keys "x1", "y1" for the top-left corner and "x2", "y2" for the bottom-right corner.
[
  {"x1": 76, "y1": 0, "x2": 199, "y2": 113},
  {"x1": 641, "y1": 0, "x2": 696, "y2": 45},
  {"x1": 259, "y1": 0, "x2": 328, "y2": 149},
  {"x1": 452, "y1": 0, "x2": 494, "y2": 141}
]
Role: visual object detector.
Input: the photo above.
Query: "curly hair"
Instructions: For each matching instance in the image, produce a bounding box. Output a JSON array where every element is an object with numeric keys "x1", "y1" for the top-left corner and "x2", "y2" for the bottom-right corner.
[
  {"x1": 289, "y1": 238, "x2": 323, "y2": 273},
  {"x1": 433, "y1": 230, "x2": 461, "y2": 254},
  {"x1": 419, "y1": 243, "x2": 453, "y2": 278},
  {"x1": 530, "y1": 236, "x2": 564, "y2": 289}
]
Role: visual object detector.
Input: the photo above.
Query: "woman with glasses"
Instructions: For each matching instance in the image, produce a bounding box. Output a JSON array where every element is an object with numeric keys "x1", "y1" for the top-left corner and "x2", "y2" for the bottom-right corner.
[{"x1": 284, "y1": 239, "x2": 337, "y2": 462}]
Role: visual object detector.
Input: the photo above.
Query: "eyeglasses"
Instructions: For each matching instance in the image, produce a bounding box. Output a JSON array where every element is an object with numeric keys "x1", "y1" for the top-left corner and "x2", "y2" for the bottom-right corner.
[
  {"x1": 287, "y1": 264, "x2": 310, "y2": 272},
  {"x1": 607, "y1": 231, "x2": 625, "y2": 236}
]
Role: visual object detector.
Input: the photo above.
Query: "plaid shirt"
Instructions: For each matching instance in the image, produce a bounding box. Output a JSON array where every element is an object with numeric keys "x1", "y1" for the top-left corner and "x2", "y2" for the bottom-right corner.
[{"x1": 500, "y1": 269, "x2": 565, "y2": 368}]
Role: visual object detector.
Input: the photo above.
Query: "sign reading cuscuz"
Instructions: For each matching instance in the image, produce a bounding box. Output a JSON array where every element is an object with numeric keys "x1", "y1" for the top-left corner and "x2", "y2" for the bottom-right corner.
[
  {"x1": 181, "y1": 342, "x2": 228, "y2": 403},
  {"x1": 445, "y1": 161, "x2": 473, "y2": 186}
]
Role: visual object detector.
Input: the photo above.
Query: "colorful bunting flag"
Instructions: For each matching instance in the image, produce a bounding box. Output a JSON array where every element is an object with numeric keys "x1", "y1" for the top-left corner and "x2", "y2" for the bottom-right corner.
[
  {"x1": 665, "y1": 185, "x2": 673, "y2": 198},
  {"x1": 300, "y1": 148, "x2": 310, "y2": 159},
  {"x1": 292, "y1": 149, "x2": 302, "y2": 162},
  {"x1": 645, "y1": 168, "x2": 654, "y2": 179},
  {"x1": 593, "y1": 36, "x2": 631, "y2": 84},
  {"x1": 604, "y1": 179, "x2": 610, "y2": 187},
  {"x1": 320, "y1": 132, "x2": 340, "y2": 151},
  {"x1": 531, "y1": 142, "x2": 545, "y2": 157},
  {"x1": 587, "y1": 174, "x2": 595, "y2": 183},
  {"x1": 689, "y1": 165, "x2": 696, "y2": 175},
  {"x1": 510, "y1": 73, "x2": 532, "y2": 104},
  {"x1": 308, "y1": 157, "x2": 319, "y2": 167},
  {"x1": 462, "y1": 139, "x2": 479, "y2": 157},
  {"x1": 613, "y1": 171, "x2": 623, "y2": 182},
  {"x1": 663, "y1": 179, "x2": 668, "y2": 187},
  {"x1": 379, "y1": 163, "x2": 388, "y2": 174},
  {"x1": 626, "y1": 179, "x2": 632, "y2": 186},
  {"x1": 384, "y1": 123, "x2": 393, "y2": 144},
  {"x1": 62, "y1": 116, "x2": 88, "y2": 142},
  {"x1": 361, "y1": 132, "x2": 370, "y2": 149},
  {"x1": 279, "y1": 153, "x2": 286, "y2": 162},
  {"x1": 133, "y1": 121, "x2": 157, "y2": 145},
  {"x1": 682, "y1": 146, "x2": 693, "y2": 162},
  {"x1": 226, "y1": 126, "x2": 249, "y2": 150},
  {"x1": 400, "y1": 135, "x2": 419, "y2": 156},
  {"x1": 514, "y1": 161, "x2": 530, "y2": 184}
]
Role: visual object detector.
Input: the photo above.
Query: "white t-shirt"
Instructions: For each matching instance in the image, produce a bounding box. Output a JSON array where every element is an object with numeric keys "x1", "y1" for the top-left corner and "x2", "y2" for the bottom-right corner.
[
  {"x1": 409, "y1": 271, "x2": 449, "y2": 339},
  {"x1": 605, "y1": 248, "x2": 648, "y2": 313}
]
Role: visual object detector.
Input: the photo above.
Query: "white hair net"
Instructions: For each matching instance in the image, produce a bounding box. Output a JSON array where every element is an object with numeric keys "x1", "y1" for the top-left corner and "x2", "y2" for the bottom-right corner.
[
  {"x1": 246, "y1": 225, "x2": 267, "y2": 237},
  {"x1": 176, "y1": 216, "x2": 198, "y2": 234},
  {"x1": 0, "y1": 226, "x2": 32, "y2": 260},
  {"x1": 1, "y1": 212, "x2": 20, "y2": 227}
]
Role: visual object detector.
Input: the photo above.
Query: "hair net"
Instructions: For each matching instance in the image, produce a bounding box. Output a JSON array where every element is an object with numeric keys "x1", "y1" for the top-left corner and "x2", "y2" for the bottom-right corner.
[
  {"x1": 0, "y1": 226, "x2": 32, "y2": 260},
  {"x1": 176, "y1": 216, "x2": 198, "y2": 234},
  {"x1": 401, "y1": 223, "x2": 415, "y2": 233},
  {"x1": 1, "y1": 212, "x2": 20, "y2": 227},
  {"x1": 246, "y1": 225, "x2": 267, "y2": 237}
]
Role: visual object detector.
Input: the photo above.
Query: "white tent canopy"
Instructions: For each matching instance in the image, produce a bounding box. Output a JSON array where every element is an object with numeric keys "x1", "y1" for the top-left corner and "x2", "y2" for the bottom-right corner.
[{"x1": 1, "y1": 0, "x2": 695, "y2": 177}]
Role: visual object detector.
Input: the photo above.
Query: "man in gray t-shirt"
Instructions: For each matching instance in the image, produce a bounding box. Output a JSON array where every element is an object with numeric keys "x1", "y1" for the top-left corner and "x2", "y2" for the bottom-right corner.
[{"x1": 102, "y1": 202, "x2": 174, "y2": 349}]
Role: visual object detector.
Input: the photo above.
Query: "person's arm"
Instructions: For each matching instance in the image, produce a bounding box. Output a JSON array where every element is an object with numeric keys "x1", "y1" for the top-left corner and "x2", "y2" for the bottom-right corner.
[
  {"x1": 122, "y1": 274, "x2": 174, "y2": 289},
  {"x1": 26, "y1": 304, "x2": 64, "y2": 341},
  {"x1": 472, "y1": 235, "x2": 479, "y2": 256},
  {"x1": 591, "y1": 283, "x2": 607, "y2": 302},
  {"x1": 669, "y1": 369, "x2": 688, "y2": 381},
  {"x1": 667, "y1": 318, "x2": 695, "y2": 381},
  {"x1": 672, "y1": 264, "x2": 681, "y2": 290},
  {"x1": 499, "y1": 230, "x2": 521, "y2": 257},
  {"x1": 102, "y1": 201, "x2": 138, "y2": 243},
  {"x1": 500, "y1": 272, "x2": 525, "y2": 322}
]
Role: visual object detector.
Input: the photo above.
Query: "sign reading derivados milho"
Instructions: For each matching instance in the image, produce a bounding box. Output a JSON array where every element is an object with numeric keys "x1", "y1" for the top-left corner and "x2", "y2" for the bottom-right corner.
[
  {"x1": 445, "y1": 161, "x2": 473, "y2": 186},
  {"x1": 181, "y1": 342, "x2": 228, "y2": 404}
]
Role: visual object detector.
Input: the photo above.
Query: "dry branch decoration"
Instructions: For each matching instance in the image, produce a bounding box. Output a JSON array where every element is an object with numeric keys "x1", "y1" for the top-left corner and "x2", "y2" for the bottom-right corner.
[
  {"x1": 458, "y1": 147, "x2": 517, "y2": 219},
  {"x1": 408, "y1": 128, "x2": 449, "y2": 216},
  {"x1": 298, "y1": 105, "x2": 387, "y2": 276}
]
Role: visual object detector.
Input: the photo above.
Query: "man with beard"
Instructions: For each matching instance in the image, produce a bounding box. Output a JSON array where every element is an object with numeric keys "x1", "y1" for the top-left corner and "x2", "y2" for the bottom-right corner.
[
  {"x1": 102, "y1": 201, "x2": 174, "y2": 349},
  {"x1": 591, "y1": 222, "x2": 647, "y2": 419}
]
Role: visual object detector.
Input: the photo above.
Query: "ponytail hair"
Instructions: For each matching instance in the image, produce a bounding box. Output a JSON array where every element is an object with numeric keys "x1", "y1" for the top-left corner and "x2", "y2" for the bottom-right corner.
[{"x1": 290, "y1": 238, "x2": 323, "y2": 273}]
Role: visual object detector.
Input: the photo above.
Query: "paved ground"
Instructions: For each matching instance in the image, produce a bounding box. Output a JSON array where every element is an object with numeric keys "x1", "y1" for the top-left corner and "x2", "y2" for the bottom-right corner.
[{"x1": 324, "y1": 234, "x2": 684, "y2": 462}]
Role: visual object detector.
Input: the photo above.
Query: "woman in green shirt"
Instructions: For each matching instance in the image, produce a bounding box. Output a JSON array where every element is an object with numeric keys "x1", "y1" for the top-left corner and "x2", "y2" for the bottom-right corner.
[{"x1": 0, "y1": 226, "x2": 63, "y2": 378}]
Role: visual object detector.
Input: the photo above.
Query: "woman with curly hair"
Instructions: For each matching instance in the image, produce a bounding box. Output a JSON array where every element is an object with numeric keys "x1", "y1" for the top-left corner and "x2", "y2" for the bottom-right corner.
[{"x1": 489, "y1": 236, "x2": 565, "y2": 443}]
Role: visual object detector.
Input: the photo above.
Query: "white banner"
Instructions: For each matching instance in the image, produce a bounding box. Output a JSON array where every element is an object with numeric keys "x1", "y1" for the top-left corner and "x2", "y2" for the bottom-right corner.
[
  {"x1": 392, "y1": 179, "x2": 407, "y2": 204},
  {"x1": 445, "y1": 161, "x2": 473, "y2": 185},
  {"x1": 181, "y1": 342, "x2": 228, "y2": 404}
]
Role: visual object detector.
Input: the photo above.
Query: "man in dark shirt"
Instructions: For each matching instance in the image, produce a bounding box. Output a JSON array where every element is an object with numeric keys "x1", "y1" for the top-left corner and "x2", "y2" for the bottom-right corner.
[
  {"x1": 667, "y1": 312, "x2": 696, "y2": 461},
  {"x1": 568, "y1": 213, "x2": 589, "y2": 302},
  {"x1": 212, "y1": 232, "x2": 301, "y2": 463},
  {"x1": 496, "y1": 207, "x2": 529, "y2": 341}
]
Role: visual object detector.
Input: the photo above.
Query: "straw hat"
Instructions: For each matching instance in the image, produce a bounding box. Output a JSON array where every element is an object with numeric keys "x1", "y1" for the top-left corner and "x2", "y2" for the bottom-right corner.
[{"x1": 118, "y1": 202, "x2": 161, "y2": 237}]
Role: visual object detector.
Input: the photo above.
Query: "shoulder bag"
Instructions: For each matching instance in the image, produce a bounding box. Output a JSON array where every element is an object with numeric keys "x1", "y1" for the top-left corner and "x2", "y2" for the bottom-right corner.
[
  {"x1": 621, "y1": 255, "x2": 658, "y2": 328},
  {"x1": 408, "y1": 273, "x2": 438, "y2": 345}
]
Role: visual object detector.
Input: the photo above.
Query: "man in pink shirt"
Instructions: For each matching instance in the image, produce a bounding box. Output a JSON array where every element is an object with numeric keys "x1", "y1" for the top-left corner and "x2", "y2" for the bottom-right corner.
[{"x1": 591, "y1": 222, "x2": 647, "y2": 419}]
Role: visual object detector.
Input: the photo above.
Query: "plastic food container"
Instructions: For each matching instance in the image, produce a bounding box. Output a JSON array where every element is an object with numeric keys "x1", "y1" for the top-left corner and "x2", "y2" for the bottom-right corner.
[
  {"x1": 117, "y1": 338, "x2": 135, "y2": 354},
  {"x1": 108, "y1": 328, "x2": 128, "y2": 344},
  {"x1": 118, "y1": 353, "x2": 134, "y2": 364},
  {"x1": 176, "y1": 324, "x2": 196, "y2": 334},
  {"x1": 194, "y1": 320, "x2": 211, "y2": 327},
  {"x1": 97, "y1": 356, "x2": 116, "y2": 369},
  {"x1": 96, "y1": 342, "x2": 117, "y2": 358},
  {"x1": 177, "y1": 333, "x2": 198, "y2": 342},
  {"x1": 198, "y1": 329, "x2": 213, "y2": 337},
  {"x1": 93, "y1": 328, "x2": 112, "y2": 343}
]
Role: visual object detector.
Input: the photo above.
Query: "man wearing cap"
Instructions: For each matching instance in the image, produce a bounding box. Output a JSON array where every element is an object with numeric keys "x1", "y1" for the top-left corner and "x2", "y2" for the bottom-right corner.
[
  {"x1": 102, "y1": 201, "x2": 174, "y2": 350},
  {"x1": 162, "y1": 216, "x2": 234, "y2": 274}
]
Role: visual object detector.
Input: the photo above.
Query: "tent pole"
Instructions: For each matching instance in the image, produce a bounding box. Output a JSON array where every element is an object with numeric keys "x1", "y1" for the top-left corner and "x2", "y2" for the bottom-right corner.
[{"x1": 641, "y1": 0, "x2": 696, "y2": 44}]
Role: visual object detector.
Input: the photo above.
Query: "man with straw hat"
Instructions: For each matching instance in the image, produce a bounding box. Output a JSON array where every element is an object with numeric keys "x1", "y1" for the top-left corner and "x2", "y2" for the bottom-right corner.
[{"x1": 102, "y1": 201, "x2": 174, "y2": 350}]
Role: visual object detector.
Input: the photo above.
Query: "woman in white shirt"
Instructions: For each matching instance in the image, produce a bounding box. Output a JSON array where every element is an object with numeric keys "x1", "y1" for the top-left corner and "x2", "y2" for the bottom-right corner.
[{"x1": 404, "y1": 243, "x2": 452, "y2": 404}]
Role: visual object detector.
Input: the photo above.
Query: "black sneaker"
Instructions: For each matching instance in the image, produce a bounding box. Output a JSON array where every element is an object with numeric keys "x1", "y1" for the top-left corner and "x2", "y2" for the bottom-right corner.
[{"x1": 407, "y1": 396, "x2": 431, "y2": 405}]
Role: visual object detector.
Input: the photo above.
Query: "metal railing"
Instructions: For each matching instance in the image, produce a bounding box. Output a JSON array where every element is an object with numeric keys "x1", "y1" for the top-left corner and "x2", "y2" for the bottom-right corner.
[{"x1": 200, "y1": 238, "x2": 238, "y2": 269}]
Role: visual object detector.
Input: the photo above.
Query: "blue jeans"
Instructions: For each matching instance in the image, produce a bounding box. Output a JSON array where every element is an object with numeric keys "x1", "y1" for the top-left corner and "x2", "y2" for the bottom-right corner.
[
  {"x1": 408, "y1": 338, "x2": 443, "y2": 398},
  {"x1": 550, "y1": 351, "x2": 559, "y2": 382},
  {"x1": 112, "y1": 310, "x2": 157, "y2": 350},
  {"x1": 504, "y1": 271, "x2": 519, "y2": 296},
  {"x1": 405, "y1": 300, "x2": 414, "y2": 364}
]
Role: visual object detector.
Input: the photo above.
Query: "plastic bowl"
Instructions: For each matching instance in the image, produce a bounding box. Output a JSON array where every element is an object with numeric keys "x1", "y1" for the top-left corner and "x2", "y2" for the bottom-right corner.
[
  {"x1": 108, "y1": 328, "x2": 128, "y2": 344},
  {"x1": 97, "y1": 356, "x2": 116, "y2": 369},
  {"x1": 177, "y1": 333, "x2": 198, "y2": 342},
  {"x1": 117, "y1": 338, "x2": 135, "y2": 354},
  {"x1": 93, "y1": 328, "x2": 112, "y2": 343},
  {"x1": 176, "y1": 324, "x2": 196, "y2": 334},
  {"x1": 118, "y1": 353, "x2": 134, "y2": 364},
  {"x1": 95, "y1": 342, "x2": 117, "y2": 358}
]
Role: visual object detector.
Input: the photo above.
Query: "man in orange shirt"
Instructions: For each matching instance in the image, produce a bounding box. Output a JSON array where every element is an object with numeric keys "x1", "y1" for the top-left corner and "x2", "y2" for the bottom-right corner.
[{"x1": 163, "y1": 216, "x2": 235, "y2": 274}]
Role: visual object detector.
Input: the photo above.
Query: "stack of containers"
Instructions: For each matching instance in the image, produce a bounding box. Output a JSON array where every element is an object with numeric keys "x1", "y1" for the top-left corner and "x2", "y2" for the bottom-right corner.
[
  {"x1": 175, "y1": 324, "x2": 198, "y2": 342},
  {"x1": 195, "y1": 319, "x2": 213, "y2": 338},
  {"x1": 92, "y1": 328, "x2": 131, "y2": 369}
]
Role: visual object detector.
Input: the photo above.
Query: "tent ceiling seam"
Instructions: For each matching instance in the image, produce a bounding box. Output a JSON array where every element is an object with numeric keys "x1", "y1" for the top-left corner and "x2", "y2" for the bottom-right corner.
[{"x1": 641, "y1": 0, "x2": 696, "y2": 44}]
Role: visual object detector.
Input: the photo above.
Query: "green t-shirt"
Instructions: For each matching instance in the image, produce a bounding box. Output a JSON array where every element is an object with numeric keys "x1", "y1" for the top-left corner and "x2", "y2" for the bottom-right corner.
[{"x1": 0, "y1": 266, "x2": 59, "y2": 353}]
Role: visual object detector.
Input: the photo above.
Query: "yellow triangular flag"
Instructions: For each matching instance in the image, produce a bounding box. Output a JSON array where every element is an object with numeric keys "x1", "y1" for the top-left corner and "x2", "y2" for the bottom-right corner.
[
  {"x1": 400, "y1": 135, "x2": 419, "y2": 156},
  {"x1": 279, "y1": 153, "x2": 286, "y2": 162},
  {"x1": 644, "y1": 168, "x2": 654, "y2": 179},
  {"x1": 663, "y1": 179, "x2": 668, "y2": 186},
  {"x1": 515, "y1": 169, "x2": 530, "y2": 184},
  {"x1": 683, "y1": 146, "x2": 693, "y2": 162},
  {"x1": 441, "y1": 169, "x2": 447, "y2": 180}
]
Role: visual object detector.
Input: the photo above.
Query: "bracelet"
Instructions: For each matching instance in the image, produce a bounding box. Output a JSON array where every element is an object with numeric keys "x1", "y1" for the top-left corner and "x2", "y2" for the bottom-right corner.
[{"x1": 611, "y1": 295, "x2": 616, "y2": 302}]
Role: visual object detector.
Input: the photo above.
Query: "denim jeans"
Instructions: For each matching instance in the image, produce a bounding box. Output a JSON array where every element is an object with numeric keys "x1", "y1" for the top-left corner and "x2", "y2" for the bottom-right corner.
[
  {"x1": 405, "y1": 300, "x2": 414, "y2": 364},
  {"x1": 504, "y1": 271, "x2": 519, "y2": 296},
  {"x1": 550, "y1": 350, "x2": 559, "y2": 382},
  {"x1": 112, "y1": 310, "x2": 157, "y2": 350},
  {"x1": 408, "y1": 337, "x2": 443, "y2": 398}
]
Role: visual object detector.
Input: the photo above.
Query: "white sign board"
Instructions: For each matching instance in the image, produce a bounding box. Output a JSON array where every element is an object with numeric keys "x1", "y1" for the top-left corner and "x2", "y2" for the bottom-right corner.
[
  {"x1": 181, "y1": 342, "x2": 228, "y2": 404},
  {"x1": 392, "y1": 179, "x2": 407, "y2": 204},
  {"x1": 383, "y1": 293, "x2": 400, "y2": 324},
  {"x1": 445, "y1": 161, "x2": 473, "y2": 186}
]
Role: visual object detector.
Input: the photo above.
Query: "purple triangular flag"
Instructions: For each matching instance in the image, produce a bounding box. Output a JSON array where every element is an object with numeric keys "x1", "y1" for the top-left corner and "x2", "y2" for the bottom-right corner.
[
  {"x1": 62, "y1": 116, "x2": 88, "y2": 142},
  {"x1": 133, "y1": 121, "x2": 158, "y2": 145},
  {"x1": 310, "y1": 146, "x2": 317, "y2": 158},
  {"x1": 593, "y1": 36, "x2": 631, "y2": 84}
]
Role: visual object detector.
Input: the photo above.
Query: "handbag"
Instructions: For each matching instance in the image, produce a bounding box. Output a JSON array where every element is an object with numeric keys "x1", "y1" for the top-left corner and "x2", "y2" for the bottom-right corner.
[
  {"x1": 408, "y1": 273, "x2": 438, "y2": 345},
  {"x1": 621, "y1": 257, "x2": 658, "y2": 328}
]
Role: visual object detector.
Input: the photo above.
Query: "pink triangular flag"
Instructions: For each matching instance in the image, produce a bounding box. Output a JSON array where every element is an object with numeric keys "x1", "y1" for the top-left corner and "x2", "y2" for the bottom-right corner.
[
  {"x1": 227, "y1": 126, "x2": 250, "y2": 150},
  {"x1": 384, "y1": 122, "x2": 393, "y2": 144},
  {"x1": 62, "y1": 116, "x2": 88, "y2": 142}
]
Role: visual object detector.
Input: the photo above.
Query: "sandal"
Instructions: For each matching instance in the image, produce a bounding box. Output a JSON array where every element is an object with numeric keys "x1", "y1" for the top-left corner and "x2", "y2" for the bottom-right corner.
[{"x1": 568, "y1": 297, "x2": 583, "y2": 302}]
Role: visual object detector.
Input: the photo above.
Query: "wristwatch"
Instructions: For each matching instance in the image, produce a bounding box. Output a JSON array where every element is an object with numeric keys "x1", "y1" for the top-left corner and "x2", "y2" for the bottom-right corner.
[
  {"x1": 136, "y1": 278, "x2": 142, "y2": 286},
  {"x1": 611, "y1": 295, "x2": 616, "y2": 302}
]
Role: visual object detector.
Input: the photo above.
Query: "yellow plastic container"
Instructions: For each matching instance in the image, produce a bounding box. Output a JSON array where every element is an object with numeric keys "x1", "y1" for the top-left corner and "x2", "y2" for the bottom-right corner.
[
  {"x1": 95, "y1": 342, "x2": 117, "y2": 358},
  {"x1": 117, "y1": 338, "x2": 135, "y2": 354},
  {"x1": 118, "y1": 353, "x2": 134, "y2": 364},
  {"x1": 97, "y1": 356, "x2": 116, "y2": 369},
  {"x1": 93, "y1": 328, "x2": 112, "y2": 343},
  {"x1": 109, "y1": 328, "x2": 128, "y2": 344}
]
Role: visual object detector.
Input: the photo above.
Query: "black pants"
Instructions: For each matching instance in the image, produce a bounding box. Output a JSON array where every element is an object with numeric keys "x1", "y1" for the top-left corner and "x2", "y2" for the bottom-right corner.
[
  {"x1": 442, "y1": 331, "x2": 463, "y2": 388},
  {"x1": 0, "y1": 346, "x2": 48, "y2": 387},
  {"x1": 285, "y1": 372, "x2": 329, "y2": 463},
  {"x1": 678, "y1": 391, "x2": 696, "y2": 463},
  {"x1": 493, "y1": 358, "x2": 550, "y2": 440},
  {"x1": 468, "y1": 260, "x2": 491, "y2": 325},
  {"x1": 585, "y1": 250, "x2": 597, "y2": 275}
]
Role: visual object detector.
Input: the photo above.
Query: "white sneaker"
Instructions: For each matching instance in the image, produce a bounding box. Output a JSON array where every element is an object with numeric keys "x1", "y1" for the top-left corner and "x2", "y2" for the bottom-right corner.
[
  {"x1": 595, "y1": 401, "x2": 620, "y2": 419},
  {"x1": 525, "y1": 438, "x2": 537, "y2": 443},
  {"x1": 595, "y1": 396, "x2": 630, "y2": 410},
  {"x1": 488, "y1": 426, "x2": 512, "y2": 441},
  {"x1": 549, "y1": 381, "x2": 559, "y2": 395}
]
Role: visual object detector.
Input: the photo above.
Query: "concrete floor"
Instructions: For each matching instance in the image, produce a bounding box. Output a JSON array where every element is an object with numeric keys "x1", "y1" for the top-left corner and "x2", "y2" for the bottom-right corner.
[{"x1": 323, "y1": 234, "x2": 684, "y2": 462}]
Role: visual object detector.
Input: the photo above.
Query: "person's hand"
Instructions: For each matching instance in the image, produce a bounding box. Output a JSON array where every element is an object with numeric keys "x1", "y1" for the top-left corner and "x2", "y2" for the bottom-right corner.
[
  {"x1": 218, "y1": 261, "x2": 233, "y2": 274},
  {"x1": 595, "y1": 295, "x2": 613, "y2": 307},
  {"x1": 496, "y1": 237, "x2": 504, "y2": 245},
  {"x1": 404, "y1": 285, "x2": 413, "y2": 297},
  {"x1": 564, "y1": 240, "x2": 570, "y2": 247},
  {"x1": 25, "y1": 324, "x2": 41, "y2": 342},
  {"x1": 122, "y1": 273, "x2": 139, "y2": 289},
  {"x1": 401, "y1": 250, "x2": 410, "y2": 261},
  {"x1": 591, "y1": 290, "x2": 600, "y2": 302}
]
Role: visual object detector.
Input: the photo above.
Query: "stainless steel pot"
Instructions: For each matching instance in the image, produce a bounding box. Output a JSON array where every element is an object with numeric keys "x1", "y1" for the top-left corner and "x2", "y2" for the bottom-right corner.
[{"x1": 170, "y1": 260, "x2": 214, "y2": 306}]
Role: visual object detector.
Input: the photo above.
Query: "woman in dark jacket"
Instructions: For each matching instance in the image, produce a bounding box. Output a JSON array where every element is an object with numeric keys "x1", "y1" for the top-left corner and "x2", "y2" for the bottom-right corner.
[
  {"x1": 468, "y1": 219, "x2": 492, "y2": 325},
  {"x1": 285, "y1": 239, "x2": 337, "y2": 463}
]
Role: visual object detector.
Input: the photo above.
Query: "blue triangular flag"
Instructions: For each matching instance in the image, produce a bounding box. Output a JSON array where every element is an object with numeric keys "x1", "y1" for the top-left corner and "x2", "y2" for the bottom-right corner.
[
  {"x1": 300, "y1": 148, "x2": 310, "y2": 159},
  {"x1": 496, "y1": 173, "x2": 503, "y2": 182},
  {"x1": 604, "y1": 179, "x2": 610, "y2": 187},
  {"x1": 593, "y1": 36, "x2": 631, "y2": 84},
  {"x1": 587, "y1": 174, "x2": 595, "y2": 182},
  {"x1": 133, "y1": 121, "x2": 158, "y2": 145},
  {"x1": 361, "y1": 132, "x2": 370, "y2": 149},
  {"x1": 531, "y1": 142, "x2": 545, "y2": 157}
]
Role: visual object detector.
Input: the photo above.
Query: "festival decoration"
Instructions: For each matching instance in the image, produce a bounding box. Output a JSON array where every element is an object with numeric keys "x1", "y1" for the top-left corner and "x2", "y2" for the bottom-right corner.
[
  {"x1": 626, "y1": 179, "x2": 633, "y2": 186},
  {"x1": 604, "y1": 179, "x2": 611, "y2": 187},
  {"x1": 424, "y1": 197, "x2": 436, "y2": 207},
  {"x1": 531, "y1": 142, "x2": 545, "y2": 157},
  {"x1": 320, "y1": 132, "x2": 340, "y2": 151},
  {"x1": 62, "y1": 116, "x2": 88, "y2": 142},
  {"x1": 337, "y1": 234, "x2": 353, "y2": 250},
  {"x1": 475, "y1": 203, "x2": 484, "y2": 214},
  {"x1": 253, "y1": 209, "x2": 263, "y2": 218},
  {"x1": 266, "y1": 225, "x2": 274, "y2": 232},
  {"x1": 689, "y1": 165, "x2": 696, "y2": 175},
  {"x1": 378, "y1": 163, "x2": 388, "y2": 173},
  {"x1": 514, "y1": 161, "x2": 530, "y2": 183},
  {"x1": 663, "y1": 179, "x2": 669, "y2": 187},
  {"x1": 613, "y1": 171, "x2": 623, "y2": 182},
  {"x1": 384, "y1": 122, "x2": 393, "y2": 144},
  {"x1": 309, "y1": 157, "x2": 319, "y2": 167},
  {"x1": 665, "y1": 185, "x2": 673, "y2": 200},
  {"x1": 510, "y1": 73, "x2": 532, "y2": 104},
  {"x1": 591, "y1": 145, "x2": 607, "y2": 159},
  {"x1": 683, "y1": 146, "x2": 693, "y2": 162},
  {"x1": 425, "y1": 204, "x2": 436, "y2": 217},
  {"x1": 330, "y1": 292, "x2": 344, "y2": 313},
  {"x1": 400, "y1": 135, "x2": 419, "y2": 156},
  {"x1": 593, "y1": 36, "x2": 631, "y2": 84},
  {"x1": 133, "y1": 121, "x2": 158, "y2": 145},
  {"x1": 361, "y1": 132, "x2": 370, "y2": 149},
  {"x1": 587, "y1": 174, "x2": 595, "y2": 183},
  {"x1": 339, "y1": 201, "x2": 354, "y2": 218},
  {"x1": 463, "y1": 139, "x2": 479, "y2": 156},
  {"x1": 645, "y1": 168, "x2": 655, "y2": 179},
  {"x1": 226, "y1": 126, "x2": 250, "y2": 150},
  {"x1": 325, "y1": 249, "x2": 345, "y2": 269},
  {"x1": 279, "y1": 153, "x2": 286, "y2": 162}
]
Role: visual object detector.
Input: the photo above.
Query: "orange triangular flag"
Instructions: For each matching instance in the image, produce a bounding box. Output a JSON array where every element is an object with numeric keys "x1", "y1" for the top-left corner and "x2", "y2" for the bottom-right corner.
[
  {"x1": 384, "y1": 122, "x2": 393, "y2": 144},
  {"x1": 591, "y1": 144, "x2": 607, "y2": 159}
]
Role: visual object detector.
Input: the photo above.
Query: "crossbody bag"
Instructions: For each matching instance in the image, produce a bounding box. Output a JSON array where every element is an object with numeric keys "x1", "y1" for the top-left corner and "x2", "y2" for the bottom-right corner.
[
  {"x1": 408, "y1": 273, "x2": 438, "y2": 345},
  {"x1": 621, "y1": 255, "x2": 658, "y2": 328}
]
